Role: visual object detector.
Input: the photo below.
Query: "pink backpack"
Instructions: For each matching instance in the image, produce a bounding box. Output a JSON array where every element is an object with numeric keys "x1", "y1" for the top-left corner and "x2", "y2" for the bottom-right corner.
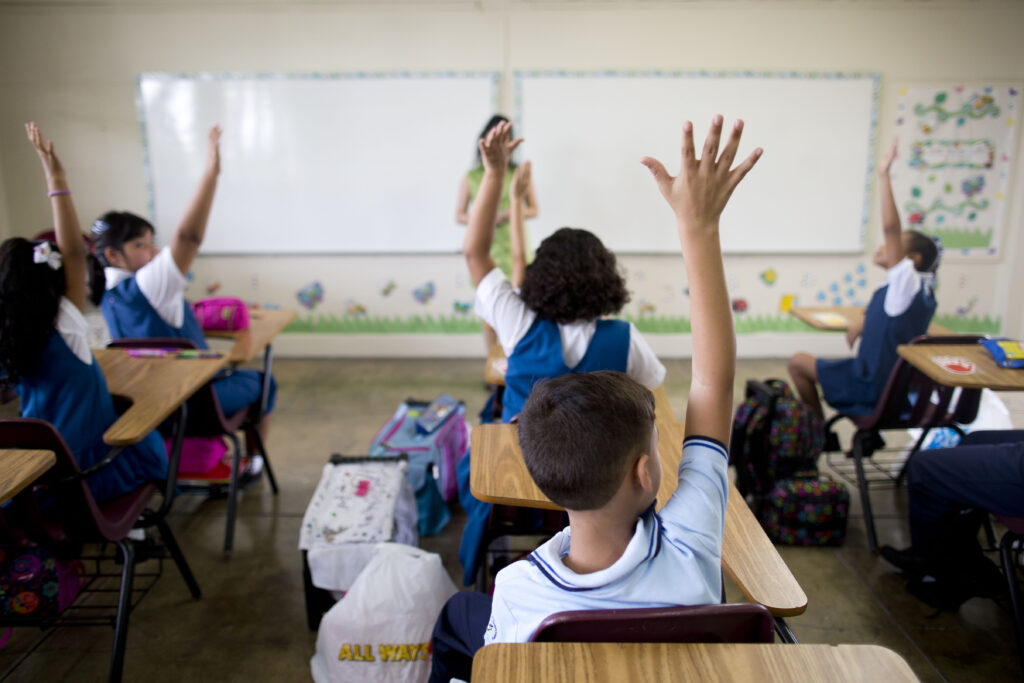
[
  {"x1": 191, "y1": 297, "x2": 249, "y2": 331},
  {"x1": 165, "y1": 436, "x2": 228, "y2": 474}
]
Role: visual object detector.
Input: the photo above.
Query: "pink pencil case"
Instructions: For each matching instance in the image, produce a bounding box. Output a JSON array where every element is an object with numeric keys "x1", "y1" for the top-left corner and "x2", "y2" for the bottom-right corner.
[{"x1": 192, "y1": 297, "x2": 249, "y2": 331}]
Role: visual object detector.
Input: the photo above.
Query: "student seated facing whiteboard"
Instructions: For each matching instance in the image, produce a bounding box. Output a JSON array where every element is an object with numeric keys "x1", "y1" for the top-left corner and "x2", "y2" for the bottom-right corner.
[
  {"x1": 788, "y1": 138, "x2": 939, "y2": 421},
  {"x1": 93, "y1": 126, "x2": 276, "y2": 447},
  {"x1": 455, "y1": 120, "x2": 666, "y2": 586},
  {"x1": 431, "y1": 117, "x2": 763, "y2": 682}
]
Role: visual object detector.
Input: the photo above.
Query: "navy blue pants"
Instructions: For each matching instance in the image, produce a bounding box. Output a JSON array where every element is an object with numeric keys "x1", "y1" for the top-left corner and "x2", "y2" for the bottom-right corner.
[
  {"x1": 429, "y1": 591, "x2": 492, "y2": 683},
  {"x1": 908, "y1": 429, "x2": 1024, "y2": 567},
  {"x1": 212, "y1": 369, "x2": 277, "y2": 416}
]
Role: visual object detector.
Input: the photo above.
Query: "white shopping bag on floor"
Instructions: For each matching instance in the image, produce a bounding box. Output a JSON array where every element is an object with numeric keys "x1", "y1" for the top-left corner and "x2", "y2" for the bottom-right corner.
[{"x1": 311, "y1": 543, "x2": 457, "y2": 683}]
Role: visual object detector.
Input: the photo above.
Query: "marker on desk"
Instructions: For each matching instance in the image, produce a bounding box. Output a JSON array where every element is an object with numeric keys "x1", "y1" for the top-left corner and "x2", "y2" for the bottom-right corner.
[
  {"x1": 126, "y1": 348, "x2": 174, "y2": 358},
  {"x1": 176, "y1": 350, "x2": 223, "y2": 359}
]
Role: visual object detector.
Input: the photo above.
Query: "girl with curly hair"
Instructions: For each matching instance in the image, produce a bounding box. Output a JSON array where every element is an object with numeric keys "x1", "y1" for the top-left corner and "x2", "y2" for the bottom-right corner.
[{"x1": 456, "y1": 120, "x2": 665, "y2": 585}]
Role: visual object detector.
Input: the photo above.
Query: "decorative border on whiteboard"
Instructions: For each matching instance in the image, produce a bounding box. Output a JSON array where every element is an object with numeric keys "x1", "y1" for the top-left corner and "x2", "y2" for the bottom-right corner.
[
  {"x1": 135, "y1": 71, "x2": 501, "y2": 224},
  {"x1": 513, "y1": 70, "x2": 881, "y2": 250}
]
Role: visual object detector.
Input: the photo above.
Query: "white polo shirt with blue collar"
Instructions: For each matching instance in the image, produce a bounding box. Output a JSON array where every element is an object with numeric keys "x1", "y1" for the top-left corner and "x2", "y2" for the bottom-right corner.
[{"x1": 483, "y1": 435, "x2": 729, "y2": 644}]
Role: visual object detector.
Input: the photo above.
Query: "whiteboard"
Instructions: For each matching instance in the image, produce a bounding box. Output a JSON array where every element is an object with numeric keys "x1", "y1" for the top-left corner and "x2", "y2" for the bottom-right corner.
[
  {"x1": 138, "y1": 73, "x2": 498, "y2": 253},
  {"x1": 516, "y1": 72, "x2": 879, "y2": 253}
]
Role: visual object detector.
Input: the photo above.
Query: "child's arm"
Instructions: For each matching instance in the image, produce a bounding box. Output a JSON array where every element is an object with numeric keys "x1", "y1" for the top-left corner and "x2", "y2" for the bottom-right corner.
[
  {"x1": 170, "y1": 125, "x2": 221, "y2": 275},
  {"x1": 508, "y1": 160, "x2": 532, "y2": 288},
  {"x1": 462, "y1": 121, "x2": 523, "y2": 287},
  {"x1": 643, "y1": 117, "x2": 761, "y2": 444},
  {"x1": 26, "y1": 122, "x2": 87, "y2": 312},
  {"x1": 878, "y1": 138, "x2": 905, "y2": 269},
  {"x1": 455, "y1": 176, "x2": 471, "y2": 225}
]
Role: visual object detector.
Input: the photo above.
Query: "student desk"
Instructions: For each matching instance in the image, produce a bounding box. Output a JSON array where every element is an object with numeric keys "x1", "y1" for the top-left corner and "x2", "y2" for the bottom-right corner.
[
  {"x1": 470, "y1": 421, "x2": 809, "y2": 640},
  {"x1": 94, "y1": 348, "x2": 227, "y2": 446},
  {"x1": 897, "y1": 344, "x2": 1024, "y2": 391},
  {"x1": 791, "y1": 306, "x2": 952, "y2": 335},
  {"x1": 0, "y1": 449, "x2": 56, "y2": 505},
  {"x1": 472, "y1": 642, "x2": 920, "y2": 683},
  {"x1": 204, "y1": 308, "x2": 296, "y2": 364}
]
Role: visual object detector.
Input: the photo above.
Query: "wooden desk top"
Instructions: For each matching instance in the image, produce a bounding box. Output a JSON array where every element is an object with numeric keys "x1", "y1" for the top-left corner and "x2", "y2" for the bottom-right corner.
[
  {"x1": 204, "y1": 308, "x2": 296, "y2": 363},
  {"x1": 472, "y1": 643, "x2": 919, "y2": 683},
  {"x1": 485, "y1": 344, "x2": 507, "y2": 386},
  {"x1": 95, "y1": 348, "x2": 227, "y2": 446},
  {"x1": 790, "y1": 306, "x2": 951, "y2": 336},
  {"x1": 0, "y1": 449, "x2": 56, "y2": 505},
  {"x1": 898, "y1": 343, "x2": 1024, "y2": 391},
  {"x1": 470, "y1": 421, "x2": 808, "y2": 616}
]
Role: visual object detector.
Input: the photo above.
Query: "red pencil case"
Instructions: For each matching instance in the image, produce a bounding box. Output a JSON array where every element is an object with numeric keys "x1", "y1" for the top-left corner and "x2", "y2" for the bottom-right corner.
[{"x1": 192, "y1": 297, "x2": 249, "y2": 331}]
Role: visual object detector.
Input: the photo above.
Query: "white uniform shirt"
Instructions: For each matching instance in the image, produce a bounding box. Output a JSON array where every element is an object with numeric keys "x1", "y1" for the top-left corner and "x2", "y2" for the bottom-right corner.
[
  {"x1": 104, "y1": 246, "x2": 188, "y2": 328},
  {"x1": 55, "y1": 297, "x2": 92, "y2": 365},
  {"x1": 474, "y1": 267, "x2": 666, "y2": 389},
  {"x1": 484, "y1": 436, "x2": 729, "y2": 644},
  {"x1": 883, "y1": 257, "x2": 928, "y2": 317}
]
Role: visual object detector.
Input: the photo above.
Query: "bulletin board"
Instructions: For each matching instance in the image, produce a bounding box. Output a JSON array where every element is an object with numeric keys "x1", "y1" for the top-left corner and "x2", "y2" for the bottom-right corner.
[
  {"x1": 137, "y1": 72, "x2": 499, "y2": 254},
  {"x1": 515, "y1": 71, "x2": 880, "y2": 254}
]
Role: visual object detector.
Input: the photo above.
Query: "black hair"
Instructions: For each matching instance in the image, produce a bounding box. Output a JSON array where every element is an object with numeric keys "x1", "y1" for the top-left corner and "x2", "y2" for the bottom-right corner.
[
  {"x1": 518, "y1": 371, "x2": 655, "y2": 510},
  {"x1": 86, "y1": 252, "x2": 105, "y2": 306},
  {"x1": 519, "y1": 228, "x2": 630, "y2": 323},
  {"x1": 474, "y1": 114, "x2": 517, "y2": 168},
  {"x1": 91, "y1": 211, "x2": 155, "y2": 267},
  {"x1": 905, "y1": 230, "x2": 940, "y2": 273},
  {"x1": 0, "y1": 238, "x2": 64, "y2": 381}
]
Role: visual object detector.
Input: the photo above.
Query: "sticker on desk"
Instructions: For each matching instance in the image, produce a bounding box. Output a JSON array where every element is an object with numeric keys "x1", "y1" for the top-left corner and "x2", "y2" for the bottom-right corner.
[
  {"x1": 931, "y1": 355, "x2": 976, "y2": 375},
  {"x1": 812, "y1": 312, "x2": 848, "y2": 326}
]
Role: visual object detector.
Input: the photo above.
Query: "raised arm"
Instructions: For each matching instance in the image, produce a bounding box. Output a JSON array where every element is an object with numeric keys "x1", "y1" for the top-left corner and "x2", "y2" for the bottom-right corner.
[
  {"x1": 508, "y1": 160, "x2": 532, "y2": 288},
  {"x1": 455, "y1": 176, "x2": 471, "y2": 225},
  {"x1": 170, "y1": 125, "x2": 221, "y2": 275},
  {"x1": 643, "y1": 117, "x2": 761, "y2": 444},
  {"x1": 462, "y1": 121, "x2": 523, "y2": 287},
  {"x1": 878, "y1": 138, "x2": 905, "y2": 269},
  {"x1": 26, "y1": 122, "x2": 87, "y2": 312}
]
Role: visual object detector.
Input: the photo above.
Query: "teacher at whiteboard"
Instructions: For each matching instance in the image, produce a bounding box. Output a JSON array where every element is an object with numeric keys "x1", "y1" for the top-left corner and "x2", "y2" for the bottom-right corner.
[{"x1": 456, "y1": 115, "x2": 539, "y2": 353}]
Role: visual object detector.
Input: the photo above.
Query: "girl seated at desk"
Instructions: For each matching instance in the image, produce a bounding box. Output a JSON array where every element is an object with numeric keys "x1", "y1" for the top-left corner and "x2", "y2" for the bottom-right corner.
[
  {"x1": 0, "y1": 123, "x2": 166, "y2": 503},
  {"x1": 92, "y1": 126, "x2": 276, "y2": 450}
]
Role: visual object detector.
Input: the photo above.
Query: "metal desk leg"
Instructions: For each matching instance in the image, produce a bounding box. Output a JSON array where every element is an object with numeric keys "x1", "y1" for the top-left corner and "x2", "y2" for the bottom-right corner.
[{"x1": 774, "y1": 617, "x2": 799, "y2": 643}]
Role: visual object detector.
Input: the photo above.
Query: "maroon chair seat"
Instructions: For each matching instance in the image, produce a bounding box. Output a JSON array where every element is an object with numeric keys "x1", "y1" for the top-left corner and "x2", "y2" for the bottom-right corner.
[
  {"x1": 106, "y1": 337, "x2": 278, "y2": 558},
  {"x1": 0, "y1": 418, "x2": 200, "y2": 683},
  {"x1": 824, "y1": 335, "x2": 984, "y2": 552},
  {"x1": 530, "y1": 603, "x2": 774, "y2": 644}
]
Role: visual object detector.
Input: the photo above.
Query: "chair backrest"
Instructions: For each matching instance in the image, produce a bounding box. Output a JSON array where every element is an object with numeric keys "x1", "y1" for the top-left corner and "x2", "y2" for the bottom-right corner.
[
  {"x1": 106, "y1": 338, "x2": 234, "y2": 433},
  {"x1": 529, "y1": 603, "x2": 774, "y2": 644},
  {"x1": 0, "y1": 418, "x2": 110, "y2": 554}
]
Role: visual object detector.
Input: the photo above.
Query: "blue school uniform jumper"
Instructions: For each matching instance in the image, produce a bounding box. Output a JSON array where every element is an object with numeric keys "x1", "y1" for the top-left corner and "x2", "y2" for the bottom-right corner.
[
  {"x1": 102, "y1": 278, "x2": 276, "y2": 416},
  {"x1": 816, "y1": 276, "x2": 936, "y2": 417},
  {"x1": 456, "y1": 318, "x2": 630, "y2": 585},
  {"x1": 18, "y1": 330, "x2": 168, "y2": 504}
]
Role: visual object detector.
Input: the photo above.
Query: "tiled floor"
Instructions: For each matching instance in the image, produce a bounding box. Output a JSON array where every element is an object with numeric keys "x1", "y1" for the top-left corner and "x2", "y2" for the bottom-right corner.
[{"x1": 0, "y1": 358, "x2": 1020, "y2": 681}]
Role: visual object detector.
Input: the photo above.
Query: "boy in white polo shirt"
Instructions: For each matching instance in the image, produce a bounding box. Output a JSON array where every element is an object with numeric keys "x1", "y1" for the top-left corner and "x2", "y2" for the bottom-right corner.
[{"x1": 429, "y1": 116, "x2": 762, "y2": 681}]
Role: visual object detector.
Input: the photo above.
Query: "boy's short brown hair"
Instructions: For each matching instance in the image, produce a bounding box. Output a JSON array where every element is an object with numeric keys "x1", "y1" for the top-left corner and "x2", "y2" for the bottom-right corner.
[{"x1": 517, "y1": 371, "x2": 655, "y2": 510}]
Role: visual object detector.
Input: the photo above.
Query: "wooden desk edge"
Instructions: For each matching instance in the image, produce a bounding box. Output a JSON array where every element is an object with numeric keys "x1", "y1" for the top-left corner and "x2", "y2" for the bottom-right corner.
[{"x1": 0, "y1": 449, "x2": 57, "y2": 505}]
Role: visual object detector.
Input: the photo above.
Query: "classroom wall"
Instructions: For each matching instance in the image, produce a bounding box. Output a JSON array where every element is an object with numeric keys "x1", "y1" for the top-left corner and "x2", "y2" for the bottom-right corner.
[{"x1": 1, "y1": 0, "x2": 1021, "y2": 358}]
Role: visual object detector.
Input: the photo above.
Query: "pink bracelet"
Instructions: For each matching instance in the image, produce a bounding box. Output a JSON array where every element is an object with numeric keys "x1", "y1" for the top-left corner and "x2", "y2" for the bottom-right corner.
[{"x1": 47, "y1": 189, "x2": 70, "y2": 197}]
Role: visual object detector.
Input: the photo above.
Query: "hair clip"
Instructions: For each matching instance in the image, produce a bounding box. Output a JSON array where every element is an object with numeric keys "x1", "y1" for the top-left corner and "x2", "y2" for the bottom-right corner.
[
  {"x1": 91, "y1": 219, "x2": 110, "y2": 235},
  {"x1": 32, "y1": 242, "x2": 62, "y2": 271}
]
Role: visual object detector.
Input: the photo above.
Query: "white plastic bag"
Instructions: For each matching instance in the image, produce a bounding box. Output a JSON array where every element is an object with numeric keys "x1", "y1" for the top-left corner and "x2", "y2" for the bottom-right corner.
[{"x1": 311, "y1": 543, "x2": 458, "y2": 683}]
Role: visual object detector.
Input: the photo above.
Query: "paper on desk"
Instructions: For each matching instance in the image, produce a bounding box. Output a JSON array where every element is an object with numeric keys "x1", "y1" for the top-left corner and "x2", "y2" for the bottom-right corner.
[{"x1": 813, "y1": 312, "x2": 848, "y2": 327}]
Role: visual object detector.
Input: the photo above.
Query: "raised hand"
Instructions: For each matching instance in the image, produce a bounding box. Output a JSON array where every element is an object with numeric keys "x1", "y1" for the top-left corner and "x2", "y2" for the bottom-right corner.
[
  {"x1": 478, "y1": 120, "x2": 523, "y2": 173},
  {"x1": 206, "y1": 125, "x2": 222, "y2": 176},
  {"x1": 878, "y1": 137, "x2": 898, "y2": 177},
  {"x1": 642, "y1": 116, "x2": 762, "y2": 234},
  {"x1": 25, "y1": 122, "x2": 67, "y2": 186},
  {"x1": 511, "y1": 160, "x2": 532, "y2": 201}
]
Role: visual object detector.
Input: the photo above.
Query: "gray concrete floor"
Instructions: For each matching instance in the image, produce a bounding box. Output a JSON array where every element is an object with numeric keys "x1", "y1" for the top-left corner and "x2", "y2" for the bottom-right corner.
[{"x1": 0, "y1": 358, "x2": 1021, "y2": 681}]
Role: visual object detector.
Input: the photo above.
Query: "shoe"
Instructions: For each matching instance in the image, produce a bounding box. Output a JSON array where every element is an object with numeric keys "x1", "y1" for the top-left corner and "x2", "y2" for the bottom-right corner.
[{"x1": 880, "y1": 545, "x2": 929, "y2": 577}]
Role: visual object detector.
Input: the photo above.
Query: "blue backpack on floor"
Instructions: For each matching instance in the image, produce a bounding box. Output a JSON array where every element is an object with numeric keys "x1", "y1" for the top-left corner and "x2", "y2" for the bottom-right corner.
[{"x1": 369, "y1": 396, "x2": 468, "y2": 537}]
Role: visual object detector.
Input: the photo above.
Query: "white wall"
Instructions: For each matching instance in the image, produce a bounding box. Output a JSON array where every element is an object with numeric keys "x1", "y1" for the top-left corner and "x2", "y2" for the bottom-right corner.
[{"x1": 1, "y1": 0, "x2": 1022, "y2": 357}]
